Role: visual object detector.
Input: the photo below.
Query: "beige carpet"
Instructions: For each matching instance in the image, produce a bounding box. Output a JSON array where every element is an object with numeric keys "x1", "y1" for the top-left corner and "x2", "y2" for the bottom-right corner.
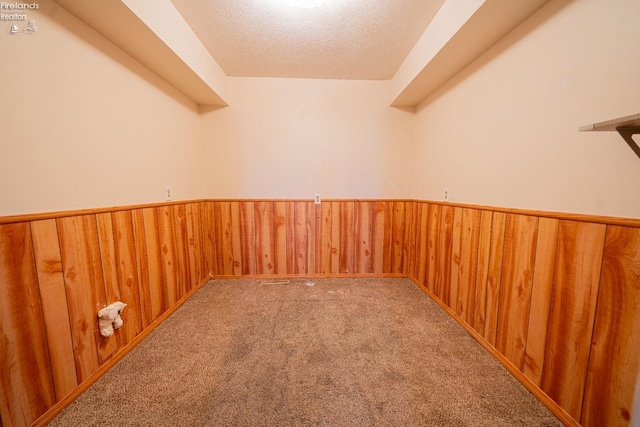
[{"x1": 49, "y1": 278, "x2": 561, "y2": 426}]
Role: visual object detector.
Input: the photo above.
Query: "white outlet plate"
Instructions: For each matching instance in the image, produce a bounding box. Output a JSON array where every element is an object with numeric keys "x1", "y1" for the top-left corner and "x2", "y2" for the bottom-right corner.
[
  {"x1": 314, "y1": 194, "x2": 321, "y2": 204},
  {"x1": 165, "y1": 186, "x2": 172, "y2": 201},
  {"x1": 443, "y1": 188, "x2": 449, "y2": 202}
]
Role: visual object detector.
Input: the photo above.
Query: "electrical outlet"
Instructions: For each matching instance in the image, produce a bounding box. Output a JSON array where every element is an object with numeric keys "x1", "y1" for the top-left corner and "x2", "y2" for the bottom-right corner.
[
  {"x1": 165, "y1": 186, "x2": 172, "y2": 201},
  {"x1": 314, "y1": 194, "x2": 321, "y2": 204},
  {"x1": 443, "y1": 188, "x2": 449, "y2": 202}
]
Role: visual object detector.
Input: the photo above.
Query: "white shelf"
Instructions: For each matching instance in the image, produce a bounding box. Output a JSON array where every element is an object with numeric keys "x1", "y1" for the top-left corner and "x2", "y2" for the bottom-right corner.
[
  {"x1": 579, "y1": 113, "x2": 640, "y2": 132},
  {"x1": 580, "y1": 113, "x2": 640, "y2": 159}
]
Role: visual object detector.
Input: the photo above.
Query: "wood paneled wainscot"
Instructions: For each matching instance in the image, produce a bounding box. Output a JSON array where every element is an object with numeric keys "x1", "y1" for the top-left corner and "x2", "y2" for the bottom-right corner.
[
  {"x1": 409, "y1": 201, "x2": 640, "y2": 427},
  {"x1": 0, "y1": 202, "x2": 216, "y2": 427},
  {"x1": 0, "y1": 199, "x2": 638, "y2": 427}
]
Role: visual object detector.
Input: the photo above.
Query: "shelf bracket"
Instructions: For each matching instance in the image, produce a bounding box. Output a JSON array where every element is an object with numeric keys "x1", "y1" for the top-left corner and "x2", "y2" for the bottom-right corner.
[{"x1": 616, "y1": 126, "x2": 640, "y2": 160}]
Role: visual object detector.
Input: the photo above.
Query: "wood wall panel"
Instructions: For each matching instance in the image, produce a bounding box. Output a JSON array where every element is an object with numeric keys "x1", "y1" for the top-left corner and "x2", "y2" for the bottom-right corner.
[
  {"x1": 524, "y1": 217, "x2": 559, "y2": 386},
  {"x1": 112, "y1": 211, "x2": 143, "y2": 346},
  {"x1": 390, "y1": 201, "x2": 406, "y2": 274},
  {"x1": 185, "y1": 204, "x2": 203, "y2": 291},
  {"x1": 404, "y1": 202, "x2": 416, "y2": 276},
  {"x1": 1, "y1": 199, "x2": 639, "y2": 427},
  {"x1": 472, "y1": 210, "x2": 493, "y2": 335},
  {"x1": 96, "y1": 213, "x2": 121, "y2": 361},
  {"x1": 483, "y1": 211, "x2": 506, "y2": 346},
  {"x1": 214, "y1": 202, "x2": 234, "y2": 275},
  {"x1": 330, "y1": 201, "x2": 341, "y2": 274},
  {"x1": 371, "y1": 201, "x2": 386, "y2": 274},
  {"x1": 56, "y1": 215, "x2": 105, "y2": 382},
  {"x1": 415, "y1": 203, "x2": 429, "y2": 286},
  {"x1": 157, "y1": 206, "x2": 179, "y2": 306},
  {"x1": 354, "y1": 201, "x2": 373, "y2": 273},
  {"x1": 318, "y1": 202, "x2": 332, "y2": 274},
  {"x1": 273, "y1": 201, "x2": 289, "y2": 275},
  {"x1": 141, "y1": 208, "x2": 165, "y2": 321},
  {"x1": 541, "y1": 220, "x2": 606, "y2": 420},
  {"x1": 239, "y1": 201, "x2": 256, "y2": 276},
  {"x1": 0, "y1": 223, "x2": 55, "y2": 427},
  {"x1": 200, "y1": 202, "x2": 217, "y2": 277},
  {"x1": 30, "y1": 219, "x2": 78, "y2": 401},
  {"x1": 339, "y1": 201, "x2": 355, "y2": 274},
  {"x1": 582, "y1": 225, "x2": 640, "y2": 426},
  {"x1": 437, "y1": 205, "x2": 455, "y2": 306},
  {"x1": 456, "y1": 208, "x2": 480, "y2": 325},
  {"x1": 449, "y1": 207, "x2": 462, "y2": 316},
  {"x1": 173, "y1": 204, "x2": 190, "y2": 297},
  {"x1": 426, "y1": 204, "x2": 441, "y2": 295},
  {"x1": 255, "y1": 202, "x2": 275, "y2": 275},
  {"x1": 495, "y1": 214, "x2": 538, "y2": 370}
]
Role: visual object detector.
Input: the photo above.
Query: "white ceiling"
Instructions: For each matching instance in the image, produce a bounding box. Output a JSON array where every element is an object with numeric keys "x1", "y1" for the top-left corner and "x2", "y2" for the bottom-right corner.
[{"x1": 170, "y1": 0, "x2": 446, "y2": 80}]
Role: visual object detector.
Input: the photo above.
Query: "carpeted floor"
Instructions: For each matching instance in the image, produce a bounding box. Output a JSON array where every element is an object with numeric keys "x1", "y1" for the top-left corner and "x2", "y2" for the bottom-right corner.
[{"x1": 49, "y1": 278, "x2": 561, "y2": 426}]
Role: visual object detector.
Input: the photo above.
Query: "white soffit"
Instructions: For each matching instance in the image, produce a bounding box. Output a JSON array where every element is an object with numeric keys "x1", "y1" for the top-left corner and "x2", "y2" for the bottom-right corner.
[
  {"x1": 169, "y1": 0, "x2": 447, "y2": 80},
  {"x1": 391, "y1": 0, "x2": 552, "y2": 107},
  {"x1": 53, "y1": 0, "x2": 229, "y2": 106}
]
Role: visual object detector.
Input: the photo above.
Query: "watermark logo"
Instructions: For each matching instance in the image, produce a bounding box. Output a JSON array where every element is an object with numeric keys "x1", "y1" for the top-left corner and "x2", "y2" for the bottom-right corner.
[{"x1": 2, "y1": 2, "x2": 39, "y2": 34}]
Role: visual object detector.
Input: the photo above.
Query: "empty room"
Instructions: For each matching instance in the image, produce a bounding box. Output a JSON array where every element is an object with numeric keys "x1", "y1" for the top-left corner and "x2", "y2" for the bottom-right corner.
[{"x1": 1, "y1": 0, "x2": 639, "y2": 426}]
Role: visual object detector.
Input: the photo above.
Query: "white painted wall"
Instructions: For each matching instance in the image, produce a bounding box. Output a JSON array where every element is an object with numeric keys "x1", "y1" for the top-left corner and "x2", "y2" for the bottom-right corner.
[
  {"x1": 0, "y1": 1, "x2": 204, "y2": 216},
  {"x1": 412, "y1": 0, "x2": 640, "y2": 218},
  {"x1": 201, "y1": 77, "x2": 414, "y2": 200}
]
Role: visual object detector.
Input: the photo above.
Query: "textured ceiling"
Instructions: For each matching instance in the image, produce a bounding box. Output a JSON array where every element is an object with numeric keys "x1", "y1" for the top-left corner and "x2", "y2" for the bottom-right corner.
[{"x1": 170, "y1": 0, "x2": 446, "y2": 80}]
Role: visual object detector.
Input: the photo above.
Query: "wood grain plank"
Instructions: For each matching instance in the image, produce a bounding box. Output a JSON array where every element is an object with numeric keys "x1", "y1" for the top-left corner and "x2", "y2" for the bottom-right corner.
[
  {"x1": 306, "y1": 202, "x2": 316, "y2": 275},
  {"x1": 339, "y1": 201, "x2": 355, "y2": 274},
  {"x1": 96, "y1": 213, "x2": 119, "y2": 302},
  {"x1": 230, "y1": 202, "x2": 244, "y2": 276},
  {"x1": 457, "y1": 208, "x2": 481, "y2": 325},
  {"x1": 449, "y1": 207, "x2": 463, "y2": 312},
  {"x1": 131, "y1": 209, "x2": 153, "y2": 329},
  {"x1": 483, "y1": 211, "x2": 506, "y2": 346},
  {"x1": 157, "y1": 206, "x2": 179, "y2": 307},
  {"x1": 404, "y1": 201, "x2": 416, "y2": 276},
  {"x1": 391, "y1": 201, "x2": 406, "y2": 274},
  {"x1": 437, "y1": 205, "x2": 455, "y2": 305},
  {"x1": 371, "y1": 201, "x2": 386, "y2": 274},
  {"x1": 112, "y1": 211, "x2": 143, "y2": 346},
  {"x1": 31, "y1": 219, "x2": 78, "y2": 401},
  {"x1": 95, "y1": 213, "x2": 121, "y2": 361},
  {"x1": 314, "y1": 203, "x2": 322, "y2": 275},
  {"x1": 582, "y1": 225, "x2": 640, "y2": 427},
  {"x1": 294, "y1": 201, "x2": 310, "y2": 274},
  {"x1": 524, "y1": 217, "x2": 559, "y2": 385},
  {"x1": 141, "y1": 208, "x2": 165, "y2": 321},
  {"x1": 286, "y1": 202, "x2": 296, "y2": 274},
  {"x1": 173, "y1": 204, "x2": 189, "y2": 297},
  {"x1": 273, "y1": 201, "x2": 288, "y2": 275},
  {"x1": 255, "y1": 201, "x2": 275, "y2": 275},
  {"x1": 239, "y1": 201, "x2": 256, "y2": 275},
  {"x1": 185, "y1": 203, "x2": 203, "y2": 289},
  {"x1": 330, "y1": 201, "x2": 341, "y2": 274},
  {"x1": 473, "y1": 210, "x2": 493, "y2": 335},
  {"x1": 0, "y1": 223, "x2": 55, "y2": 426},
  {"x1": 382, "y1": 201, "x2": 394, "y2": 273},
  {"x1": 214, "y1": 202, "x2": 234, "y2": 276},
  {"x1": 354, "y1": 201, "x2": 373, "y2": 273},
  {"x1": 319, "y1": 201, "x2": 332, "y2": 274},
  {"x1": 200, "y1": 201, "x2": 217, "y2": 277},
  {"x1": 495, "y1": 214, "x2": 539, "y2": 370},
  {"x1": 415, "y1": 203, "x2": 429, "y2": 285},
  {"x1": 57, "y1": 215, "x2": 106, "y2": 382},
  {"x1": 541, "y1": 220, "x2": 606, "y2": 420},
  {"x1": 426, "y1": 204, "x2": 442, "y2": 295}
]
